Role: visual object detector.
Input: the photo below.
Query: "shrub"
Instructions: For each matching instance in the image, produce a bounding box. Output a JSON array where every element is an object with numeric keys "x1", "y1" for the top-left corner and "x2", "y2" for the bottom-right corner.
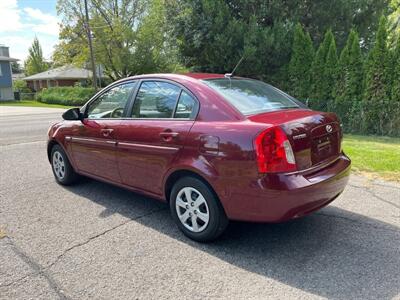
[
  {"x1": 36, "y1": 87, "x2": 96, "y2": 106},
  {"x1": 13, "y1": 80, "x2": 31, "y2": 93},
  {"x1": 21, "y1": 93, "x2": 36, "y2": 100}
]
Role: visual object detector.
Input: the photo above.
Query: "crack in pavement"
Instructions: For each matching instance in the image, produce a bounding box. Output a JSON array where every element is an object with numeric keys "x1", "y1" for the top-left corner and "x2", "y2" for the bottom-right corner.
[
  {"x1": 0, "y1": 271, "x2": 37, "y2": 289},
  {"x1": 0, "y1": 237, "x2": 69, "y2": 300},
  {"x1": 371, "y1": 182, "x2": 400, "y2": 191},
  {"x1": 316, "y1": 212, "x2": 400, "y2": 233},
  {"x1": 348, "y1": 183, "x2": 400, "y2": 210},
  {"x1": 0, "y1": 208, "x2": 166, "y2": 297},
  {"x1": 46, "y1": 208, "x2": 167, "y2": 270}
]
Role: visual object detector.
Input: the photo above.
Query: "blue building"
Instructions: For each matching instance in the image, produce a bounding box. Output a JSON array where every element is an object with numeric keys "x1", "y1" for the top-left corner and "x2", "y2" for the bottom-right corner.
[{"x1": 0, "y1": 46, "x2": 18, "y2": 101}]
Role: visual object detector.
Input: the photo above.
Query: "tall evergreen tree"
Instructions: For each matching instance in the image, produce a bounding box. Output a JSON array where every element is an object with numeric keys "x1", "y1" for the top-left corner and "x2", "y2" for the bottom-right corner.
[
  {"x1": 310, "y1": 29, "x2": 336, "y2": 110},
  {"x1": 324, "y1": 37, "x2": 339, "y2": 109},
  {"x1": 288, "y1": 23, "x2": 315, "y2": 100},
  {"x1": 388, "y1": 0, "x2": 400, "y2": 45},
  {"x1": 334, "y1": 29, "x2": 364, "y2": 130},
  {"x1": 389, "y1": 40, "x2": 400, "y2": 135},
  {"x1": 363, "y1": 16, "x2": 390, "y2": 134},
  {"x1": 24, "y1": 37, "x2": 49, "y2": 76},
  {"x1": 390, "y1": 40, "x2": 400, "y2": 101},
  {"x1": 335, "y1": 30, "x2": 356, "y2": 100}
]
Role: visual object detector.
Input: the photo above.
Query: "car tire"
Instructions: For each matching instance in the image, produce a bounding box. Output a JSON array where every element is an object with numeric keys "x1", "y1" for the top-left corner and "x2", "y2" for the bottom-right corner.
[
  {"x1": 51, "y1": 144, "x2": 79, "y2": 185},
  {"x1": 170, "y1": 176, "x2": 228, "y2": 242}
]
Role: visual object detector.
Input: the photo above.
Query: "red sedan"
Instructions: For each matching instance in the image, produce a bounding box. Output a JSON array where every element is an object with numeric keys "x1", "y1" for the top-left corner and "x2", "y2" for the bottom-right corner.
[{"x1": 47, "y1": 73, "x2": 351, "y2": 241}]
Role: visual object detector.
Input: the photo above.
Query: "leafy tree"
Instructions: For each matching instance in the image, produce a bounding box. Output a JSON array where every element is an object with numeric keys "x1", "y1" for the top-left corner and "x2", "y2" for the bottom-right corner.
[
  {"x1": 334, "y1": 30, "x2": 364, "y2": 129},
  {"x1": 225, "y1": 0, "x2": 388, "y2": 49},
  {"x1": 24, "y1": 37, "x2": 49, "y2": 76},
  {"x1": 167, "y1": 0, "x2": 293, "y2": 84},
  {"x1": 13, "y1": 80, "x2": 30, "y2": 92},
  {"x1": 53, "y1": 18, "x2": 89, "y2": 67},
  {"x1": 166, "y1": 0, "x2": 245, "y2": 73},
  {"x1": 363, "y1": 16, "x2": 390, "y2": 134},
  {"x1": 11, "y1": 62, "x2": 22, "y2": 74},
  {"x1": 309, "y1": 29, "x2": 336, "y2": 109},
  {"x1": 288, "y1": 23, "x2": 315, "y2": 100},
  {"x1": 132, "y1": 0, "x2": 185, "y2": 74},
  {"x1": 55, "y1": 0, "x2": 182, "y2": 80}
]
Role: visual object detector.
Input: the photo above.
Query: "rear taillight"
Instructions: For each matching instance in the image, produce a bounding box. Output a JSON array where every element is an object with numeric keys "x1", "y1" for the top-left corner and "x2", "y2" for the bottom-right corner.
[{"x1": 254, "y1": 126, "x2": 297, "y2": 173}]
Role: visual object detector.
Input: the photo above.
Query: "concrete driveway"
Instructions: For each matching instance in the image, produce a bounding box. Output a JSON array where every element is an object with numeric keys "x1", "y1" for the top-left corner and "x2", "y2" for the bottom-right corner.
[{"x1": 0, "y1": 106, "x2": 399, "y2": 299}]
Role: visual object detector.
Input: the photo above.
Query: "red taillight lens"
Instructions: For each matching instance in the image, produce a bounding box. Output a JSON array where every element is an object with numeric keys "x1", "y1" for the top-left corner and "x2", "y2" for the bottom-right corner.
[{"x1": 254, "y1": 126, "x2": 297, "y2": 173}]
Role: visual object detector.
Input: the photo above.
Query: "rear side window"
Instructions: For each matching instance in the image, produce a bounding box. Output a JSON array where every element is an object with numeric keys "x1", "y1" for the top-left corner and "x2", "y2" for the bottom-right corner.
[
  {"x1": 132, "y1": 81, "x2": 180, "y2": 118},
  {"x1": 203, "y1": 78, "x2": 300, "y2": 115},
  {"x1": 174, "y1": 90, "x2": 197, "y2": 119}
]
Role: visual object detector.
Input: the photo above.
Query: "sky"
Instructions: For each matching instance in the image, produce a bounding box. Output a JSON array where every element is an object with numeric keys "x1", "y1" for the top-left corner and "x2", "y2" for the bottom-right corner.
[{"x1": 0, "y1": 0, "x2": 59, "y2": 62}]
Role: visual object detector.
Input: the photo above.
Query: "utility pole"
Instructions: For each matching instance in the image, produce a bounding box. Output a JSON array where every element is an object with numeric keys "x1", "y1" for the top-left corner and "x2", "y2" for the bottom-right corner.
[{"x1": 84, "y1": 0, "x2": 97, "y2": 91}]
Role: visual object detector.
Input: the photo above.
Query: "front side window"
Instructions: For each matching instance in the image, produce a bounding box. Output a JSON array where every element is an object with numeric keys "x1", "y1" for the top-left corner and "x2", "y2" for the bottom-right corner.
[
  {"x1": 131, "y1": 81, "x2": 181, "y2": 118},
  {"x1": 87, "y1": 82, "x2": 136, "y2": 119},
  {"x1": 203, "y1": 78, "x2": 301, "y2": 115}
]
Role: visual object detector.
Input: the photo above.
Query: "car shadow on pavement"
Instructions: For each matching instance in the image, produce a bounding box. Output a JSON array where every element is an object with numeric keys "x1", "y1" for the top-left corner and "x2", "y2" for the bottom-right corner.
[{"x1": 64, "y1": 179, "x2": 400, "y2": 300}]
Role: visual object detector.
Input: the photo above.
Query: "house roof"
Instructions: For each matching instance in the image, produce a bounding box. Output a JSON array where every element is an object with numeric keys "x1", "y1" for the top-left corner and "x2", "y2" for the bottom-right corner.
[
  {"x1": 0, "y1": 56, "x2": 18, "y2": 62},
  {"x1": 12, "y1": 73, "x2": 26, "y2": 80},
  {"x1": 23, "y1": 65, "x2": 95, "y2": 81}
]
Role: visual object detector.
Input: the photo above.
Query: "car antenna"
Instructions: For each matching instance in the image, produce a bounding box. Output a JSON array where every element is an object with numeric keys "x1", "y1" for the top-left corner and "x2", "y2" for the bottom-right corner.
[{"x1": 224, "y1": 55, "x2": 245, "y2": 78}]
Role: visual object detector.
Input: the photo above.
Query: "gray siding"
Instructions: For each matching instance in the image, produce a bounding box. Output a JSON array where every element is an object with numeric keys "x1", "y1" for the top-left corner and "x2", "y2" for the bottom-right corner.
[
  {"x1": 0, "y1": 62, "x2": 12, "y2": 88},
  {"x1": 0, "y1": 87, "x2": 14, "y2": 100}
]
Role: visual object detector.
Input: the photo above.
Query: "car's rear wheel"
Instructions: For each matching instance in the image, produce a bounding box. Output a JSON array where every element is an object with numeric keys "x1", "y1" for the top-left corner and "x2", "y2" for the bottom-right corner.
[
  {"x1": 51, "y1": 144, "x2": 79, "y2": 185},
  {"x1": 170, "y1": 177, "x2": 228, "y2": 242}
]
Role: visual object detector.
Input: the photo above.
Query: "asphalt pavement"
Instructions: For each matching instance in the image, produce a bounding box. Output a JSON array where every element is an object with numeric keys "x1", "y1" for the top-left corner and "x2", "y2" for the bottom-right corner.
[{"x1": 0, "y1": 106, "x2": 399, "y2": 299}]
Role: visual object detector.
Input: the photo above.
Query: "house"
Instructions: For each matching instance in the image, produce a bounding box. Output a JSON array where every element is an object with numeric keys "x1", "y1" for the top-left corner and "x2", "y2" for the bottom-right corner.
[
  {"x1": 0, "y1": 45, "x2": 18, "y2": 101},
  {"x1": 12, "y1": 73, "x2": 25, "y2": 81},
  {"x1": 23, "y1": 65, "x2": 95, "y2": 91}
]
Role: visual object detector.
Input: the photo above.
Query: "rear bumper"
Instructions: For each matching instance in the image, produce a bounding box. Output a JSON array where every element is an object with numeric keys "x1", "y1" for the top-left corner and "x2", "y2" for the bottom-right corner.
[{"x1": 221, "y1": 154, "x2": 351, "y2": 222}]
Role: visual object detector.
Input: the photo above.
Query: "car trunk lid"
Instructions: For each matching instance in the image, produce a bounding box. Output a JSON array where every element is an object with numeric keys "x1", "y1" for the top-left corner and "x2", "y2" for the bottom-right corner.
[{"x1": 248, "y1": 109, "x2": 342, "y2": 171}]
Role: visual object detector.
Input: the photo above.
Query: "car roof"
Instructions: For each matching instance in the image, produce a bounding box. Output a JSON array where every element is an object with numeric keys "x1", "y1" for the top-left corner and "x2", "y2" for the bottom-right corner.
[
  {"x1": 122, "y1": 73, "x2": 226, "y2": 82},
  {"x1": 182, "y1": 73, "x2": 226, "y2": 80}
]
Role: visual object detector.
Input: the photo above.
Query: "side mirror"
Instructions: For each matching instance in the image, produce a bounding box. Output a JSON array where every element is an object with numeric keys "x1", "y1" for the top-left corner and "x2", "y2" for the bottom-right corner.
[{"x1": 62, "y1": 108, "x2": 83, "y2": 121}]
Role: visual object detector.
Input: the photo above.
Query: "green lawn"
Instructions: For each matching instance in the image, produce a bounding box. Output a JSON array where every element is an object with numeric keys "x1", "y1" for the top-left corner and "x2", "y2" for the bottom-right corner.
[
  {"x1": 343, "y1": 134, "x2": 400, "y2": 182},
  {"x1": 0, "y1": 100, "x2": 73, "y2": 109}
]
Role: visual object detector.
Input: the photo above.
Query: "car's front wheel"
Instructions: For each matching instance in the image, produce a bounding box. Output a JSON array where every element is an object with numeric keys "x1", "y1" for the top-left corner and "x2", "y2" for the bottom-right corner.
[
  {"x1": 51, "y1": 144, "x2": 79, "y2": 185},
  {"x1": 170, "y1": 177, "x2": 228, "y2": 242}
]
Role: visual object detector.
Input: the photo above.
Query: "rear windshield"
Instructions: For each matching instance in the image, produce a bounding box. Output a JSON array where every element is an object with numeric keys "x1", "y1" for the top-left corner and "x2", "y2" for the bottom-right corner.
[{"x1": 202, "y1": 78, "x2": 301, "y2": 115}]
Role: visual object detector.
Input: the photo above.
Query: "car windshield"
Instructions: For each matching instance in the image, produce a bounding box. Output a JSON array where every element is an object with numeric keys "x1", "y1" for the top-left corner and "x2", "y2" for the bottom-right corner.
[{"x1": 202, "y1": 78, "x2": 301, "y2": 115}]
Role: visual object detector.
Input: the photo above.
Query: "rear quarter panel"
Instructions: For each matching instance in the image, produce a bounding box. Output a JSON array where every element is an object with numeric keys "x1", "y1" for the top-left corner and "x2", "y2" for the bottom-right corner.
[{"x1": 170, "y1": 120, "x2": 266, "y2": 211}]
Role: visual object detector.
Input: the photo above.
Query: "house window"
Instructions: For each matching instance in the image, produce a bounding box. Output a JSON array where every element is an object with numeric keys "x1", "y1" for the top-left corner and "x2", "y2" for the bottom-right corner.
[{"x1": 0, "y1": 64, "x2": 3, "y2": 76}]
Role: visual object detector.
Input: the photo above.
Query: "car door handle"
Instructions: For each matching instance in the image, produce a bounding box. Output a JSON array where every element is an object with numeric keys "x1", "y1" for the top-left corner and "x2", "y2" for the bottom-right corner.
[
  {"x1": 101, "y1": 128, "x2": 114, "y2": 137},
  {"x1": 159, "y1": 131, "x2": 179, "y2": 141}
]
